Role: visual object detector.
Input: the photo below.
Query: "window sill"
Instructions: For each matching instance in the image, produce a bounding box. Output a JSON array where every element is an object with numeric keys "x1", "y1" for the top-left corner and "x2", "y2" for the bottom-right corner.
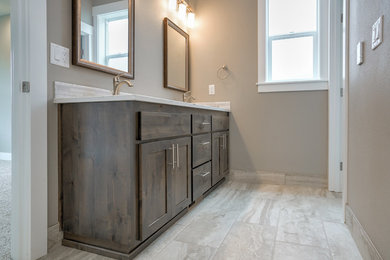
[{"x1": 257, "y1": 80, "x2": 328, "y2": 93}]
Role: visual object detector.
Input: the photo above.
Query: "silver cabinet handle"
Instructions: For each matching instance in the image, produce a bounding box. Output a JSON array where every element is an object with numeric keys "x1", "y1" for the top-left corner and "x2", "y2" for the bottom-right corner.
[
  {"x1": 201, "y1": 172, "x2": 210, "y2": 177},
  {"x1": 201, "y1": 122, "x2": 211, "y2": 125},
  {"x1": 170, "y1": 144, "x2": 175, "y2": 169},
  {"x1": 201, "y1": 141, "x2": 210, "y2": 146},
  {"x1": 176, "y1": 144, "x2": 180, "y2": 168}
]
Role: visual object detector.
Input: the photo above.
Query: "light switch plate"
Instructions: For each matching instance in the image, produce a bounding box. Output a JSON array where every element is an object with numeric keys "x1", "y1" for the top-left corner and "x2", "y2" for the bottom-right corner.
[
  {"x1": 50, "y1": 43, "x2": 70, "y2": 68},
  {"x1": 357, "y1": 41, "x2": 364, "y2": 65},
  {"x1": 209, "y1": 84, "x2": 215, "y2": 95},
  {"x1": 372, "y1": 16, "x2": 383, "y2": 50}
]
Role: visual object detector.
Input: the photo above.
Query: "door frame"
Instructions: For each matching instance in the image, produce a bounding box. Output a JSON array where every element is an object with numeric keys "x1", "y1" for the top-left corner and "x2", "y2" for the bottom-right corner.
[
  {"x1": 328, "y1": 0, "x2": 344, "y2": 193},
  {"x1": 341, "y1": 0, "x2": 350, "y2": 220},
  {"x1": 10, "y1": 0, "x2": 48, "y2": 259}
]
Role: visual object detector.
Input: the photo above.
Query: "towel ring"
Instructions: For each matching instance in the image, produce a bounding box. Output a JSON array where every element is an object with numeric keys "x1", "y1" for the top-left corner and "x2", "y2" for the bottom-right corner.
[{"x1": 217, "y1": 65, "x2": 230, "y2": 80}]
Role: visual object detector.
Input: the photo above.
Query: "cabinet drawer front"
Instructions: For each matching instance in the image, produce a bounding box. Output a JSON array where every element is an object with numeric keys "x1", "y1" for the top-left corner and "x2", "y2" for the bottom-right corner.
[
  {"x1": 212, "y1": 115, "x2": 229, "y2": 131},
  {"x1": 192, "y1": 134, "x2": 212, "y2": 167},
  {"x1": 139, "y1": 112, "x2": 191, "y2": 140},
  {"x1": 192, "y1": 114, "x2": 211, "y2": 134},
  {"x1": 192, "y1": 162, "x2": 212, "y2": 201}
]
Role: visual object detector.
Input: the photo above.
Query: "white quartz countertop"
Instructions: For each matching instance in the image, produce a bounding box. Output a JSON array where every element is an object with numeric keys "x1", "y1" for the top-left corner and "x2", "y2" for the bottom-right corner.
[{"x1": 53, "y1": 82, "x2": 230, "y2": 112}]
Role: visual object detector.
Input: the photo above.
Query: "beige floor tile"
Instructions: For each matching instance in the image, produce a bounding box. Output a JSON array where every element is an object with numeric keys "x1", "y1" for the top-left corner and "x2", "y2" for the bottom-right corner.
[
  {"x1": 175, "y1": 209, "x2": 239, "y2": 248},
  {"x1": 237, "y1": 197, "x2": 281, "y2": 227},
  {"x1": 273, "y1": 241, "x2": 331, "y2": 260},
  {"x1": 156, "y1": 240, "x2": 216, "y2": 260},
  {"x1": 276, "y1": 209, "x2": 329, "y2": 248},
  {"x1": 212, "y1": 222, "x2": 276, "y2": 260},
  {"x1": 323, "y1": 221, "x2": 363, "y2": 260}
]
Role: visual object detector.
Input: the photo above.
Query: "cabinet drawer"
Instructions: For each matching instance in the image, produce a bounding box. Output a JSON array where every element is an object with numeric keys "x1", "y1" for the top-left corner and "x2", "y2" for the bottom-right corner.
[
  {"x1": 192, "y1": 162, "x2": 212, "y2": 201},
  {"x1": 212, "y1": 115, "x2": 229, "y2": 131},
  {"x1": 192, "y1": 114, "x2": 211, "y2": 134},
  {"x1": 192, "y1": 134, "x2": 211, "y2": 167},
  {"x1": 139, "y1": 111, "x2": 191, "y2": 140}
]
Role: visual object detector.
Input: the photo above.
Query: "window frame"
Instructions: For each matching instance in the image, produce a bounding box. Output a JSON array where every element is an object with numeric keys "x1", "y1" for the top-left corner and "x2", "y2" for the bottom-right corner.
[{"x1": 265, "y1": 0, "x2": 321, "y2": 82}]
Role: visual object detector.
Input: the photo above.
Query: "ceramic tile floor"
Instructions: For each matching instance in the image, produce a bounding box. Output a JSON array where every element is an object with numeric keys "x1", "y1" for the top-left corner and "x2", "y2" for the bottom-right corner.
[
  {"x1": 0, "y1": 160, "x2": 11, "y2": 260},
  {"x1": 42, "y1": 179, "x2": 363, "y2": 260}
]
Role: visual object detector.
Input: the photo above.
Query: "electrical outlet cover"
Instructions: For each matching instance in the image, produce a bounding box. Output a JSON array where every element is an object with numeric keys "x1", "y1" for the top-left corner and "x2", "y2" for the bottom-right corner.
[{"x1": 209, "y1": 84, "x2": 215, "y2": 95}]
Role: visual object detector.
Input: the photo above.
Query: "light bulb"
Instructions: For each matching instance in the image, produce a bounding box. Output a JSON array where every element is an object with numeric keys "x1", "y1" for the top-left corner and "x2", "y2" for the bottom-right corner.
[
  {"x1": 168, "y1": 0, "x2": 177, "y2": 10},
  {"x1": 187, "y1": 12, "x2": 195, "y2": 28},
  {"x1": 178, "y1": 3, "x2": 187, "y2": 21}
]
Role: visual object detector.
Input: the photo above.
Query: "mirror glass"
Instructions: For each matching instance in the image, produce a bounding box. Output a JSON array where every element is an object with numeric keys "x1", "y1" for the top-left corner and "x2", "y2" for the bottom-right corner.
[
  {"x1": 75, "y1": 0, "x2": 134, "y2": 78},
  {"x1": 164, "y1": 18, "x2": 189, "y2": 92}
]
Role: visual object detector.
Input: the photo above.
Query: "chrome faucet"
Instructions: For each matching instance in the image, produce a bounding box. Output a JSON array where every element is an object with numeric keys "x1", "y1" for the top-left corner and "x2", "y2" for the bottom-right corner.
[
  {"x1": 113, "y1": 73, "x2": 134, "y2": 95},
  {"x1": 183, "y1": 91, "x2": 196, "y2": 103}
]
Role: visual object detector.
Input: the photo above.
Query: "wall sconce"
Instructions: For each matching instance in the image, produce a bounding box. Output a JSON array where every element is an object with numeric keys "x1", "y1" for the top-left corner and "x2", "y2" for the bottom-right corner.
[
  {"x1": 168, "y1": 0, "x2": 177, "y2": 10},
  {"x1": 168, "y1": 0, "x2": 196, "y2": 28},
  {"x1": 178, "y1": 3, "x2": 187, "y2": 20},
  {"x1": 187, "y1": 12, "x2": 195, "y2": 28}
]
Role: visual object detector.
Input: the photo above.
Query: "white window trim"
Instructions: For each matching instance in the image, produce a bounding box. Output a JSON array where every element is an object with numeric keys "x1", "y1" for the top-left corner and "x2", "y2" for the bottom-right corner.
[
  {"x1": 258, "y1": 0, "x2": 329, "y2": 93},
  {"x1": 257, "y1": 79, "x2": 328, "y2": 93}
]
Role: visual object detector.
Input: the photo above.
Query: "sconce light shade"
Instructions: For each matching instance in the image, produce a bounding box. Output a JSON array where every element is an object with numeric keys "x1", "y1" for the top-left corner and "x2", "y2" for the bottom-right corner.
[
  {"x1": 178, "y1": 3, "x2": 187, "y2": 20},
  {"x1": 187, "y1": 12, "x2": 195, "y2": 28},
  {"x1": 168, "y1": 0, "x2": 177, "y2": 10}
]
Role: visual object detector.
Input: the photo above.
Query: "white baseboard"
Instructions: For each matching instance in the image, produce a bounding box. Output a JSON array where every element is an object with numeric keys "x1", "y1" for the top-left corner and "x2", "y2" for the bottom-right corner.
[
  {"x1": 229, "y1": 169, "x2": 328, "y2": 188},
  {"x1": 345, "y1": 205, "x2": 383, "y2": 260},
  {"x1": 0, "y1": 152, "x2": 11, "y2": 161}
]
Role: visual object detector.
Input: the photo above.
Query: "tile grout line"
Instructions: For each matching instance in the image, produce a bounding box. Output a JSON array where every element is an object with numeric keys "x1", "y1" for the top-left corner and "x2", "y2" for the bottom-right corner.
[
  {"x1": 270, "y1": 199, "x2": 282, "y2": 260},
  {"x1": 321, "y1": 219, "x2": 334, "y2": 260}
]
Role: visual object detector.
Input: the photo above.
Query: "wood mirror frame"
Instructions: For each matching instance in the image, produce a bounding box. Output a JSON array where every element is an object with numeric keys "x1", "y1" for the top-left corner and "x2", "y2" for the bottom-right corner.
[
  {"x1": 163, "y1": 18, "x2": 189, "y2": 92},
  {"x1": 72, "y1": 0, "x2": 135, "y2": 79}
]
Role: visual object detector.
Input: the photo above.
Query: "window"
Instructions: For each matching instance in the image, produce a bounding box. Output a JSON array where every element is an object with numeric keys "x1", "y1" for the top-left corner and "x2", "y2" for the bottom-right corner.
[
  {"x1": 95, "y1": 9, "x2": 128, "y2": 72},
  {"x1": 266, "y1": 0, "x2": 319, "y2": 82}
]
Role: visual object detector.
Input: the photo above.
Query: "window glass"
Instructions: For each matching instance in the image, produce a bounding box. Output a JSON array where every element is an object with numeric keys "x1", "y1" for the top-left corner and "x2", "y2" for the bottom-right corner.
[
  {"x1": 107, "y1": 18, "x2": 128, "y2": 55},
  {"x1": 269, "y1": 0, "x2": 317, "y2": 36},
  {"x1": 271, "y1": 36, "x2": 314, "y2": 81},
  {"x1": 108, "y1": 56, "x2": 128, "y2": 72}
]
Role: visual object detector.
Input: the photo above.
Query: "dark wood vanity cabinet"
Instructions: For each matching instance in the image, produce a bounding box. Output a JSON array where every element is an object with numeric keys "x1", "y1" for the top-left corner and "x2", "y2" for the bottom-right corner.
[{"x1": 59, "y1": 101, "x2": 229, "y2": 259}]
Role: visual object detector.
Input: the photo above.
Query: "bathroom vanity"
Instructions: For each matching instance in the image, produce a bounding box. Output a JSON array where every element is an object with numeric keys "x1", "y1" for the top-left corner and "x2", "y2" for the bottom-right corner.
[{"x1": 55, "y1": 83, "x2": 230, "y2": 259}]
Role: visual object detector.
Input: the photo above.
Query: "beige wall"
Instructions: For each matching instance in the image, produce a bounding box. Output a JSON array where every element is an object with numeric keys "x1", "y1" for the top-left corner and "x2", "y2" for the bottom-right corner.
[
  {"x1": 191, "y1": 0, "x2": 328, "y2": 176},
  {"x1": 47, "y1": 0, "x2": 188, "y2": 226},
  {"x1": 348, "y1": 1, "x2": 390, "y2": 259}
]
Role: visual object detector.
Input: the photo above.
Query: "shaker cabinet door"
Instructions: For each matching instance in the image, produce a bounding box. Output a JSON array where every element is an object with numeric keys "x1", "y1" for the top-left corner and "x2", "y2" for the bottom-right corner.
[
  {"x1": 212, "y1": 132, "x2": 229, "y2": 186},
  {"x1": 171, "y1": 137, "x2": 192, "y2": 217},
  {"x1": 139, "y1": 137, "x2": 192, "y2": 240},
  {"x1": 139, "y1": 140, "x2": 174, "y2": 240}
]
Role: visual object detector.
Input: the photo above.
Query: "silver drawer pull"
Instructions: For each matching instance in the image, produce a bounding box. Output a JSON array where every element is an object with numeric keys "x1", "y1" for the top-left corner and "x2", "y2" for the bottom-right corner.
[
  {"x1": 201, "y1": 142, "x2": 210, "y2": 146},
  {"x1": 176, "y1": 144, "x2": 180, "y2": 168},
  {"x1": 168, "y1": 144, "x2": 175, "y2": 169},
  {"x1": 201, "y1": 172, "x2": 210, "y2": 177},
  {"x1": 201, "y1": 122, "x2": 211, "y2": 125}
]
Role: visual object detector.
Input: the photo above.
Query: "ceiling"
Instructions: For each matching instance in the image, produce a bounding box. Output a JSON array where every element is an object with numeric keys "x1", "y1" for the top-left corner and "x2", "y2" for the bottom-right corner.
[{"x1": 0, "y1": 1, "x2": 10, "y2": 17}]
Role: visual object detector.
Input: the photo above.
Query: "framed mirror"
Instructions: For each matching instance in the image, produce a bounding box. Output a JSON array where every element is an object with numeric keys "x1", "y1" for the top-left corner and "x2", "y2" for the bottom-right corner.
[
  {"x1": 164, "y1": 18, "x2": 189, "y2": 92},
  {"x1": 73, "y1": 0, "x2": 135, "y2": 78}
]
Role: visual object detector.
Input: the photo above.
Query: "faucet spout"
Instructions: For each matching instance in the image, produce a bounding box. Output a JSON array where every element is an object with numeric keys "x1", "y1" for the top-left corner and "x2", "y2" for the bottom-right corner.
[{"x1": 113, "y1": 73, "x2": 134, "y2": 95}]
